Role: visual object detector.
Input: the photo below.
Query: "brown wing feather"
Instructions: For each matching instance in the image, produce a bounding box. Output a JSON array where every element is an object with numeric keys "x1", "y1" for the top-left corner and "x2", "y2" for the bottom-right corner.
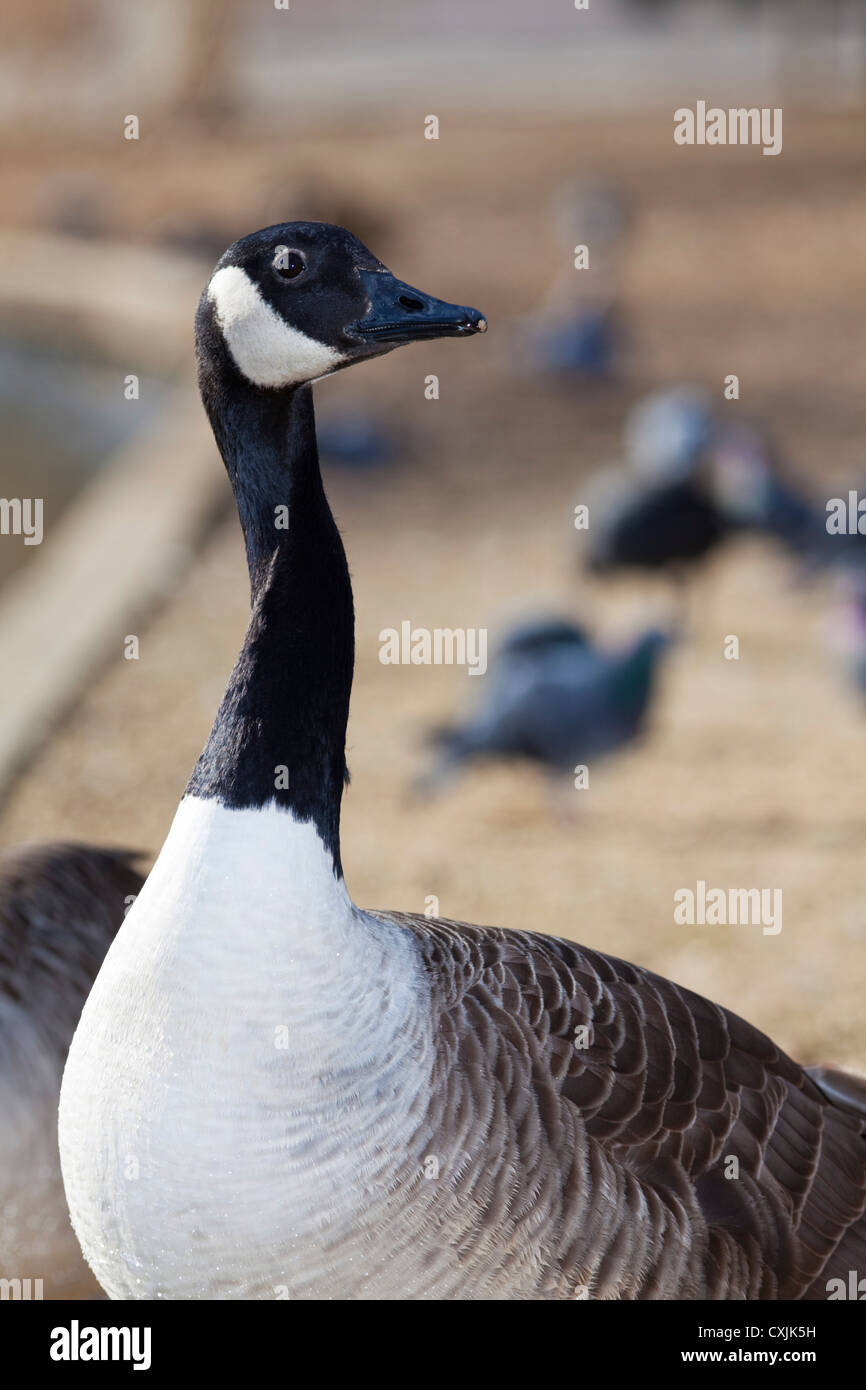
[
  {"x1": 0, "y1": 842, "x2": 145, "y2": 1041},
  {"x1": 378, "y1": 910, "x2": 866, "y2": 1300}
]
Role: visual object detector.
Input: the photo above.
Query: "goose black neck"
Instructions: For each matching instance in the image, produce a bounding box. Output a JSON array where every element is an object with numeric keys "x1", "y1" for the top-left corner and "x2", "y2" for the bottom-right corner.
[{"x1": 187, "y1": 377, "x2": 353, "y2": 876}]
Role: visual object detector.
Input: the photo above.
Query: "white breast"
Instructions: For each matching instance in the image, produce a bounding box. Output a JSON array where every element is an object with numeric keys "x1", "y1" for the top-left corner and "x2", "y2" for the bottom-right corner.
[{"x1": 58, "y1": 797, "x2": 433, "y2": 1299}]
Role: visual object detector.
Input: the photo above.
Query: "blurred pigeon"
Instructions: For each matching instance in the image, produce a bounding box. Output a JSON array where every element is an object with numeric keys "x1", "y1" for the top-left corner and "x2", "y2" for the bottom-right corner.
[
  {"x1": 587, "y1": 474, "x2": 730, "y2": 575},
  {"x1": 583, "y1": 388, "x2": 727, "y2": 576},
  {"x1": 709, "y1": 423, "x2": 825, "y2": 560},
  {"x1": 625, "y1": 387, "x2": 715, "y2": 481},
  {"x1": 826, "y1": 572, "x2": 866, "y2": 700},
  {"x1": 516, "y1": 180, "x2": 630, "y2": 379},
  {"x1": 497, "y1": 615, "x2": 592, "y2": 657},
  {"x1": 551, "y1": 180, "x2": 631, "y2": 253},
  {"x1": 317, "y1": 409, "x2": 395, "y2": 469},
  {"x1": 526, "y1": 305, "x2": 620, "y2": 377},
  {"x1": 420, "y1": 618, "x2": 671, "y2": 792}
]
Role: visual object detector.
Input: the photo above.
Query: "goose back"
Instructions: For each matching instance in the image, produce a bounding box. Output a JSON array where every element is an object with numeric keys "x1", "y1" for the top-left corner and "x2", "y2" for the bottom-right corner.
[{"x1": 0, "y1": 843, "x2": 143, "y2": 1298}]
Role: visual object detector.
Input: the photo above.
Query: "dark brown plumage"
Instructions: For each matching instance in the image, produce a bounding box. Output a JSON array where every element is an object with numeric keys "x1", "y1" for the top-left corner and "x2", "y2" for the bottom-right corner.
[
  {"x1": 381, "y1": 911, "x2": 866, "y2": 1300},
  {"x1": 0, "y1": 842, "x2": 145, "y2": 1298},
  {"x1": 0, "y1": 843, "x2": 142, "y2": 1015}
]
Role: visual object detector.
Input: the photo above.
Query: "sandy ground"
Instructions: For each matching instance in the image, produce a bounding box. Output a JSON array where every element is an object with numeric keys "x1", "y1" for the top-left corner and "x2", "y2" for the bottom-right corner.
[{"x1": 1, "y1": 111, "x2": 865, "y2": 1067}]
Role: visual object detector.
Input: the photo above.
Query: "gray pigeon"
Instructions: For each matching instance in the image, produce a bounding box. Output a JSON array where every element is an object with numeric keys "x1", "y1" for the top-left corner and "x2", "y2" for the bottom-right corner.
[{"x1": 422, "y1": 617, "x2": 671, "y2": 790}]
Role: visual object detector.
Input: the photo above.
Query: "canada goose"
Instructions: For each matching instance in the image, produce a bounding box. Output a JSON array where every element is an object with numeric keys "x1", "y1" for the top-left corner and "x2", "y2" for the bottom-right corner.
[
  {"x1": 60, "y1": 224, "x2": 866, "y2": 1300},
  {"x1": 0, "y1": 842, "x2": 142, "y2": 1298},
  {"x1": 421, "y1": 617, "x2": 671, "y2": 794}
]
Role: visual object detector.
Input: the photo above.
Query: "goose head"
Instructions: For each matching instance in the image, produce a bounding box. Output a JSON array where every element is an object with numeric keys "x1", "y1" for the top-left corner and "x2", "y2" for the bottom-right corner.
[{"x1": 196, "y1": 221, "x2": 487, "y2": 392}]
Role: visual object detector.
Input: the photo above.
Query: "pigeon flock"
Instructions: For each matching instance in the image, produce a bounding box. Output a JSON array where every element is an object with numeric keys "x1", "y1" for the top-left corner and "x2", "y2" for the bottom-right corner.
[
  {"x1": 422, "y1": 168, "x2": 865, "y2": 800},
  {"x1": 425, "y1": 378, "x2": 866, "y2": 798}
]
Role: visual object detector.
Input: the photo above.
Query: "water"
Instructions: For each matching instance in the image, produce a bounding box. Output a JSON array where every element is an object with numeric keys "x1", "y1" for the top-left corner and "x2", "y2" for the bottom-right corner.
[{"x1": 0, "y1": 339, "x2": 168, "y2": 587}]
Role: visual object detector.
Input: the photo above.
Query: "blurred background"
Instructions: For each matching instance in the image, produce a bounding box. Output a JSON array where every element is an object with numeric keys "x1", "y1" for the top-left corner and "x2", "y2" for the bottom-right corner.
[{"x1": 0, "y1": 0, "x2": 865, "y2": 1068}]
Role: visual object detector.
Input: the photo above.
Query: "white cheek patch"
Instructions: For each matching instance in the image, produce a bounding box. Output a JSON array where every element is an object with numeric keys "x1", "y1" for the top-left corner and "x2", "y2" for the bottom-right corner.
[{"x1": 208, "y1": 265, "x2": 346, "y2": 388}]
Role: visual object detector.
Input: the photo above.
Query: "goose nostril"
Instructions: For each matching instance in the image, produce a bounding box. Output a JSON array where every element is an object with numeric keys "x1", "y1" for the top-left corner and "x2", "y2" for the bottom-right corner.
[{"x1": 398, "y1": 295, "x2": 425, "y2": 313}]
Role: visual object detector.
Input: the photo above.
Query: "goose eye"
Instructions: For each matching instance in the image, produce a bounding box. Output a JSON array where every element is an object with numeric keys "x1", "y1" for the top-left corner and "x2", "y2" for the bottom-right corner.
[{"x1": 273, "y1": 248, "x2": 305, "y2": 280}]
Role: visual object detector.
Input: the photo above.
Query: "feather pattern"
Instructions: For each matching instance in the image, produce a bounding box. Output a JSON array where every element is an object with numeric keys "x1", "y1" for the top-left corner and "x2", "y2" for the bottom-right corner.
[
  {"x1": 0, "y1": 843, "x2": 143, "y2": 1298},
  {"x1": 368, "y1": 910, "x2": 866, "y2": 1300}
]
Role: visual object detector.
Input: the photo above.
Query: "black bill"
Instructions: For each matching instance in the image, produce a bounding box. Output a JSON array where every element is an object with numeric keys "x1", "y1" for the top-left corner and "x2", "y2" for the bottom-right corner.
[{"x1": 353, "y1": 268, "x2": 487, "y2": 343}]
